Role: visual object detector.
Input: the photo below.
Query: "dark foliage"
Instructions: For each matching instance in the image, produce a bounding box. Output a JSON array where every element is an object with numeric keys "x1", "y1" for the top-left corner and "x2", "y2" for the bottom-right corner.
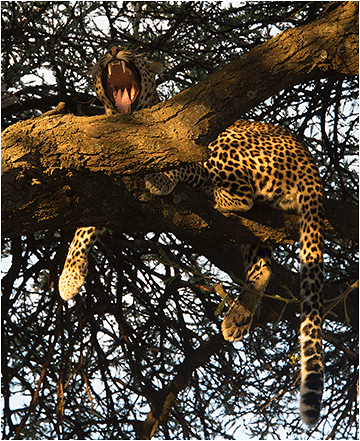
[{"x1": 1, "y1": 2, "x2": 358, "y2": 439}]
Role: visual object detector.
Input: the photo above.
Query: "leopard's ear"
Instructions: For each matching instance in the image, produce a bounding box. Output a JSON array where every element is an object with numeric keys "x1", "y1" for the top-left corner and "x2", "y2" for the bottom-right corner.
[{"x1": 149, "y1": 61, "x2": 163, "y2": 75}]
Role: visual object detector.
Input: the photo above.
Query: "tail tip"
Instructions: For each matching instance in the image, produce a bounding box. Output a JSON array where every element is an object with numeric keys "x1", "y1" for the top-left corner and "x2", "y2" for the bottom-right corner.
[
  {"x1": 300, "y1": 408, "x2": 320, "y2": 427},
  {"x1": 300, "y1": 392, "x2": 322, "y2": 427}
]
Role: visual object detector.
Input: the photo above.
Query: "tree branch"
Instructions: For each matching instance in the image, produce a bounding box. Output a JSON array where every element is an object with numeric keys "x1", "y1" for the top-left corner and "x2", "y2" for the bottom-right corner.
[
  {"x1": 138, "y1": 333, "x2": 225, "y2": 440},
  {"x1": 2, "y1": 1, "x2": 358, "y2": 239}
]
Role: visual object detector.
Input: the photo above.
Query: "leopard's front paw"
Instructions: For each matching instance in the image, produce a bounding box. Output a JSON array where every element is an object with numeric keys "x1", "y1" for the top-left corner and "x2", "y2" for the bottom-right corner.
[
  {"x1": 145, "y1": 173, "x2": 177, "y2": 195},
  {"x1": 59, "y1": 264, "x2": 87, "y2": 301}
]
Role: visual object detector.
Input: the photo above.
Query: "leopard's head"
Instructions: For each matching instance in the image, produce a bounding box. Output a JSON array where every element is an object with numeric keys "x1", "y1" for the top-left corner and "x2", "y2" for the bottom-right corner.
[{"x1": 92, "y1": 46, "x2": 162, "y2": 115}]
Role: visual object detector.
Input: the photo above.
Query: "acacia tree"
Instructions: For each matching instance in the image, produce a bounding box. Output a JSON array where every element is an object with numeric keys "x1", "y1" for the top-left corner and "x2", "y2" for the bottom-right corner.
[{"x1": 1, "y1": 2, "x2": 358, "y2": 440}]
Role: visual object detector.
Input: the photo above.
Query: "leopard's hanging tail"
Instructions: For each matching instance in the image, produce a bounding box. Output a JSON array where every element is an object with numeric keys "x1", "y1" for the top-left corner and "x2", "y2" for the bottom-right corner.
[{"x1": 298, "y1": 195, "x2": 324, "y2": 427}]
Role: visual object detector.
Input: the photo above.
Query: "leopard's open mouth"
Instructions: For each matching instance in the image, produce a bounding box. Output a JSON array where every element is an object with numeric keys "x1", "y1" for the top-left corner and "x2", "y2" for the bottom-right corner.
[{"x1": 104, "y1": 60, "x2": 140, "y2": 114}]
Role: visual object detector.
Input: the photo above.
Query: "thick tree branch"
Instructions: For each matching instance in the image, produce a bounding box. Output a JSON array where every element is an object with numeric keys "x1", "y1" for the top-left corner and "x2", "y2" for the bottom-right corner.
[{"x1": 2, "y1": 2, "x2": 358, "y2": 239}]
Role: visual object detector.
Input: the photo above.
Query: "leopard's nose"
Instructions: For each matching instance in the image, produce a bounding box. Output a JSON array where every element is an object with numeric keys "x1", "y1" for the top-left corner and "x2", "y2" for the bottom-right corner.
[{"x1": 110, "y1": 46, "x2": 119, "y2": 57}]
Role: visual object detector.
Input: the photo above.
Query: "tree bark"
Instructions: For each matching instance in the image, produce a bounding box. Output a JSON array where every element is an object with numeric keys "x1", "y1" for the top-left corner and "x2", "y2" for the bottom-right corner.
[
  {"x1": 1, "y1": 1, "x2": 358, "y2": 240},
  {"x1": 1, "y1": 4, "x2": 358, "y2": 326},
  {"x1": 1, "y1": 2, "x2": 358, "y2": 239}
]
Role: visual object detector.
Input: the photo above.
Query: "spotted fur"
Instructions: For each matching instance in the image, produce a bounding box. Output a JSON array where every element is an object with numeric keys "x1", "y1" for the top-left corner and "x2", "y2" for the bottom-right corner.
[
  {"x1": 92, "y1": 46, "x2": 162, "y2": 115},
  {"x1": 145, "y1": 120, "x2": 324, "y2": 426},
  {"x1": 58, "y1": 47, "x2": 162, "y2": 301},
  {"x1": 59, "y1": 47, "x2": 324, "y2": 426}
]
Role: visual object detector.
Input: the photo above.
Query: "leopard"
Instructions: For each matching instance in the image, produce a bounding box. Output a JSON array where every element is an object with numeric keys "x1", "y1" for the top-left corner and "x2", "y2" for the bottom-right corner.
[
  {"x1": 58, "y1": 46, "x2": 162, "y2": 301},
  {"x1": 145, "y1": 120, "x2": 324, "y2": 427},
  {"x1": 59, "y1": 47, "x2": 324, "y2": 427}
]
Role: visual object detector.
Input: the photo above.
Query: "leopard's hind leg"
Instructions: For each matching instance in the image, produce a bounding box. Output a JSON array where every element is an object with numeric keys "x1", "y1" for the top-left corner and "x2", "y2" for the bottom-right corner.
[{"x1": 222, "y1": 244, "x2": 272, "y2": 341}]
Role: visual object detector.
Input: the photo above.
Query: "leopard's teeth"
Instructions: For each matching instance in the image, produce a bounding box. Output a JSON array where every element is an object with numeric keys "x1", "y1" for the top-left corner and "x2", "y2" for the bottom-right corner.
[
  {"x1": 121, "y1": 61, "x2": 127, "y2": 73},
  {"x1": 130, "y1": 86, "x2": 137, "y2": 101},
  {"x1": 108, "y1": 64, "x2": 112, "y2": 77}
]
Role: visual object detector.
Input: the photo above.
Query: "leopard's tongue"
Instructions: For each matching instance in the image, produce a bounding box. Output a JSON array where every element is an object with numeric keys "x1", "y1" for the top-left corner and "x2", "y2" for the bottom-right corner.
[{"x1": 114, "y1": 88, "x2": 132, "y2": 114}]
